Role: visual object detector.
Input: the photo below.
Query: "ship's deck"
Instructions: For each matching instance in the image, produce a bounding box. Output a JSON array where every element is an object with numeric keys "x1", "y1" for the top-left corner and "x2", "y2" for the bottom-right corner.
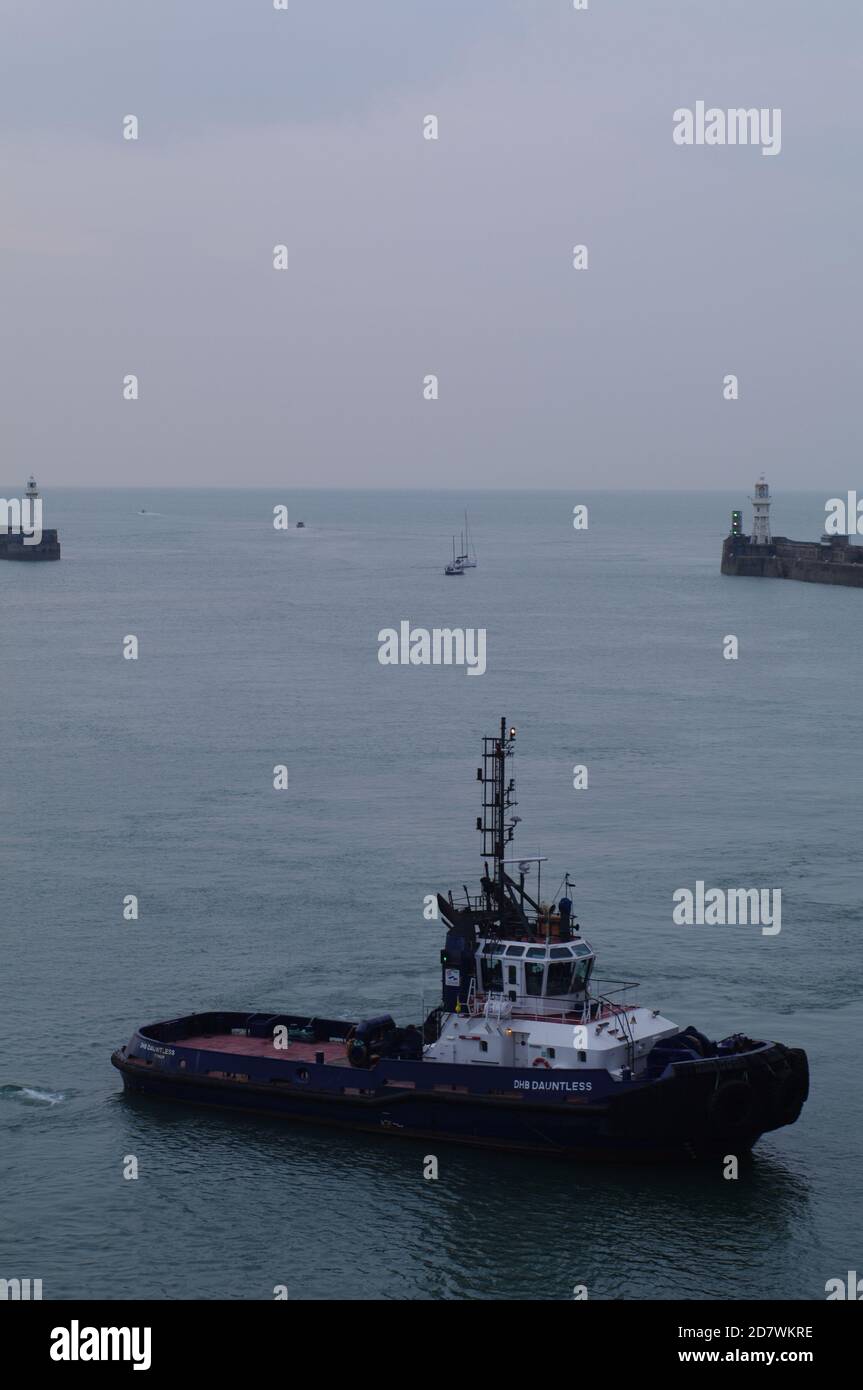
[{"x1": 181, "y1": 1034, "x2": 349, "y2": 1065}]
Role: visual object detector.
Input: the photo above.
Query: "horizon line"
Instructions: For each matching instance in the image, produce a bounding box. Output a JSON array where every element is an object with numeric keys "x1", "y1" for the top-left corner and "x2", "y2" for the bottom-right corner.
[{"x1": 0, "y1": 484, "x2": 837, "y2": 494}]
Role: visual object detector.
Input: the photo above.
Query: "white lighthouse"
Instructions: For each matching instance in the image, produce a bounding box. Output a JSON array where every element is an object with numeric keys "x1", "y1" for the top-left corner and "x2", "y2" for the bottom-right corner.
[
  {"x1": 25, "y1": 473, "x2": 39, "y2": 501},
  {"x1": 750, "y1": 474, "x2": 772, "y2": 546}
]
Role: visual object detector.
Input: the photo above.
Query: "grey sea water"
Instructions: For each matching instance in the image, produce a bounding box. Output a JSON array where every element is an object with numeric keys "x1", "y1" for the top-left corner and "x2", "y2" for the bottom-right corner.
[{"x1": 1, "y1": 487, "x2": 861, "y2": 1301}]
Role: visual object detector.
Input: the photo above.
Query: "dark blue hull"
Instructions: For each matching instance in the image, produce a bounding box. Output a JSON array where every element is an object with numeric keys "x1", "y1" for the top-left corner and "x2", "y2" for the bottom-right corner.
[
  {"x1": 111, "y1": 1011, "x2": 809, "y2": 1162},
  {"x1": 115, "y1": 1062, "x2": 631, "y2": 1157}
]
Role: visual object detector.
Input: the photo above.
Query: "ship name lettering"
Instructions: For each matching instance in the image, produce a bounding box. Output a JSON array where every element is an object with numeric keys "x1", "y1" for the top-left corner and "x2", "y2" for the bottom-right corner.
[{"x1": 512, "y1": 1079, "x2": 592, "y2": 1092}]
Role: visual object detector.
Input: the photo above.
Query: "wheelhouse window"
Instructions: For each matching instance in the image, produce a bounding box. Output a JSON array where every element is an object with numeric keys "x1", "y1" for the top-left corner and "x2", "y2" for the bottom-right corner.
[
  {"x1": 525, "y1": 962, "x2": 544, "y2": 996},
  {"x1": 572, "y1": 958, "x2": 592, "y2": 991},
  {"x1": 546, "y1": 961, "x2": 574, "y2": 995},
  {"x1": 482, "y1": 957, "x2": 503, "y2": 992}
]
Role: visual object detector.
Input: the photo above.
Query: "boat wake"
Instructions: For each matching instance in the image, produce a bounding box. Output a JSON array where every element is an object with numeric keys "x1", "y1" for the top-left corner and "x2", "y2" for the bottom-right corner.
[{"x1": 0, "y1": 1083, "x2": 65, "y2": 1107}]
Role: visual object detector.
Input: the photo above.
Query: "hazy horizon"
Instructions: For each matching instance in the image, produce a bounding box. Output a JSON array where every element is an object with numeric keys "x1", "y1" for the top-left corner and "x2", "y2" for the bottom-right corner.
[
  {"x1": 1, "y1": 483, "x2": 853, "y2": 494},
  {"x1": 3, "y1": 1, "x2": 860, "y2": 489}
]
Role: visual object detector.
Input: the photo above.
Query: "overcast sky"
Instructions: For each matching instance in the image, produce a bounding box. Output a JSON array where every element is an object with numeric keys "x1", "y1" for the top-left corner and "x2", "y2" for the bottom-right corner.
[{"x1": 1, "y1": 0, "x2": 860, "y2": 488}]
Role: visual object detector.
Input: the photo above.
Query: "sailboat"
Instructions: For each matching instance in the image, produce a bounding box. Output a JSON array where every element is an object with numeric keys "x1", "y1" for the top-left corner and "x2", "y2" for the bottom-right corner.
[
  {"x1": 457, "y1": 512, "x2": 477, "y2": 569},
  {"x1": 444, "y1": 536, "x2": 465, "y2": 576}
]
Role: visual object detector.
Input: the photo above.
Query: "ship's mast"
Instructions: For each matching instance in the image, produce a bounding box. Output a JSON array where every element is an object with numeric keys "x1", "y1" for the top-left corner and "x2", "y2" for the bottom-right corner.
[{"x1": 477, "y1": 718, "x2": 518, "y2": 924}]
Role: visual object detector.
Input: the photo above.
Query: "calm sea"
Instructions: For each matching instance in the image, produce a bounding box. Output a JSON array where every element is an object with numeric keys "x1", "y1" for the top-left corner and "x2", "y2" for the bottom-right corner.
[{"x1": 1, "y1": 488, "x2": 860, "y2": 1300}]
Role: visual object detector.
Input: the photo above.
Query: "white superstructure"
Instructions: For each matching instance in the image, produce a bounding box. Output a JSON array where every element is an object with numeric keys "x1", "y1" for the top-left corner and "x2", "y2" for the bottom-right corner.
[{"x1": 424, "y1": 934, "x2": 678, "y2": 1078}]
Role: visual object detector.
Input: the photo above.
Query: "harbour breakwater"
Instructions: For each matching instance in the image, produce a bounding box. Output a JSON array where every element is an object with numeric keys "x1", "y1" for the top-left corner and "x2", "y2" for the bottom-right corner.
[
  {"x1": 721, "y1": 534, "x2": 863, "y2": 588},
  {"x1": 0, "y1": 527, "x2": 61, "y2": 561}
]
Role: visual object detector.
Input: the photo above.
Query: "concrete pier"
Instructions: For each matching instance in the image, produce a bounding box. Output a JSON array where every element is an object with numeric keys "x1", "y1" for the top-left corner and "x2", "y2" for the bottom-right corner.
[
  {"x1": 0, "y1": 527, "x2": 61, "y2": 561},
  {"x1": 721, "y1": 534, "x2": 863, "y2": 588}
]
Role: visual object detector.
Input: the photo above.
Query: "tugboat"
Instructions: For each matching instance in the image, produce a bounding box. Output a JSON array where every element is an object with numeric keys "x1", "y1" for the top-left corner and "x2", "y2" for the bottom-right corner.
[{"x1": 111, "y1": 721, "x2": 809, "y2": 1160}]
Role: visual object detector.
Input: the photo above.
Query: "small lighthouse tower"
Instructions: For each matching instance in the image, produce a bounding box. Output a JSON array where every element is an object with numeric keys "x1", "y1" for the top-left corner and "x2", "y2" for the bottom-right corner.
[
  {"x1": 0, "y1": 472, "x2": 60, "y2": 560},
  {"x1": 750, "y1": 474, "x2": 772, "y2": 546}
]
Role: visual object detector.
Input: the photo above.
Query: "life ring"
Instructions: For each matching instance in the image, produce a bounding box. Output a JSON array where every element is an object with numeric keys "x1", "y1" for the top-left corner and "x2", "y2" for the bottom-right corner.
[{"x1": 532, "y1": 1057, "x2": 552, "y2": 1069}]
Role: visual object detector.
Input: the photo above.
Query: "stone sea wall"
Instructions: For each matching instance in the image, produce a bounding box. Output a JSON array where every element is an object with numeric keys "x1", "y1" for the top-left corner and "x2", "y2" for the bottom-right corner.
[
  {"x1": 721, "y1": 535, "x2": 863, "y2": 588},
  {"x1": 0, "y1": 528, "x2": 61, "y2": 561}
]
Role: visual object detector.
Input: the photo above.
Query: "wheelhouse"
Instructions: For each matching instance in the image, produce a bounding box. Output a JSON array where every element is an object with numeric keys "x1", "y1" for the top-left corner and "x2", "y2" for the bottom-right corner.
[{"x1": 479, "y1": 938, "x2": 595, "y2": 1002}]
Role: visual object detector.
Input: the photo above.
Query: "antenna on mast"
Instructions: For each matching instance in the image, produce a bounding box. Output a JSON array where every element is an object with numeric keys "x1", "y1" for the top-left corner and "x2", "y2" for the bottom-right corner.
[{"x1": 476, "y1": 718, "x2": 518, "y2": 925}]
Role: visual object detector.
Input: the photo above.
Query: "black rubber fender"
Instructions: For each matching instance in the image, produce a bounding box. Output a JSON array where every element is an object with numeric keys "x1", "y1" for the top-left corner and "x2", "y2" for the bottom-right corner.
[
  {"x1": 707, "y1": 1079, "x2": 759, "y2": 1133},
  {"x1": 772, "y1": 1071, "x2": 808, "y2": 1125}
]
